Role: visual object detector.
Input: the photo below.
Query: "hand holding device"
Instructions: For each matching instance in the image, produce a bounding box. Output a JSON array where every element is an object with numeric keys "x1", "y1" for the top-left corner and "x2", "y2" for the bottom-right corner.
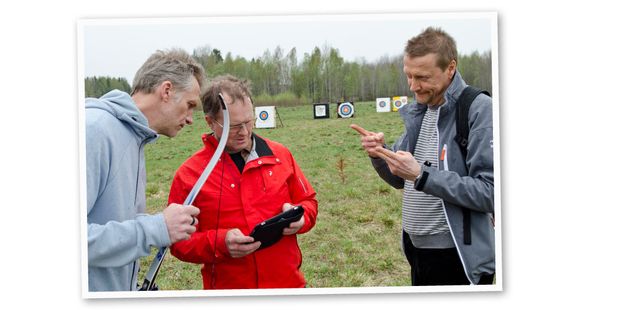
[{"x1": 250, "y1": 205, "x2": 305, "y2": 250}]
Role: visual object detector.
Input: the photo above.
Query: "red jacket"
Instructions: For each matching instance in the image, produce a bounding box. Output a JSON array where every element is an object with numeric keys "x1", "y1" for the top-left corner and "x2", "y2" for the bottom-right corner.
[{"x1": 169, "y1": 133, "x2": 318, "y2": 289}]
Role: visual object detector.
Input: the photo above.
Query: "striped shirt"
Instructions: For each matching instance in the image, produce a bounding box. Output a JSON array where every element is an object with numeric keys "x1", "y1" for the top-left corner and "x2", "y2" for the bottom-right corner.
[{"x1": 402, "y1": 106, "x2": 454, "y2": 248}]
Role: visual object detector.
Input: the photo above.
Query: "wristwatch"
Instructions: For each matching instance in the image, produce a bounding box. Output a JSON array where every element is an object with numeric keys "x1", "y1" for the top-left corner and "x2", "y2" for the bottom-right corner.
[{"x1": 414, "y1": 161, "x2": 431, "y2": 191}]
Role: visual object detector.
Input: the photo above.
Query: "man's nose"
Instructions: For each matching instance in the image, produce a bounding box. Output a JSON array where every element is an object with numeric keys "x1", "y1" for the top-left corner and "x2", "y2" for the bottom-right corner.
[
  {"x1": 238, "y1": 122, "x2": 249, "y2": 133},
  {"x1": 409, "y1": 78, "x2": 420, "y2": 92}
]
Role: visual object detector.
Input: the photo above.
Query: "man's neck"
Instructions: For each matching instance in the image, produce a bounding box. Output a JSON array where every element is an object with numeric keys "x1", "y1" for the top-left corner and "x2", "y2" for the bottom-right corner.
[
  {"x1": 225, "y1": 134, "x2": 254, "y2": 156},
  {"x1": 132, "y1": 93, "x2": 160, "y2": 132}
]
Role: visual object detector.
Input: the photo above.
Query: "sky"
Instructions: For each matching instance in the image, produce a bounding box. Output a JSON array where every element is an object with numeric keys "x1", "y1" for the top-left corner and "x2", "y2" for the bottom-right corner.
[{"x1": 80, "y1": 12, "x2": 495, "y2": 84}]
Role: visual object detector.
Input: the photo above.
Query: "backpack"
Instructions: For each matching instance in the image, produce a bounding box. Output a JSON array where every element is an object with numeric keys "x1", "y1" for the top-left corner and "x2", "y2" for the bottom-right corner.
[{"x1": 453, "y1": 86, "x2": 491, "y2": 245}]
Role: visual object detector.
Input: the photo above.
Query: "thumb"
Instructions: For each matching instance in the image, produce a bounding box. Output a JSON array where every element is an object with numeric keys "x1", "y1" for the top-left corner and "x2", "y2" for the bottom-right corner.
[{"x1": 281, "y1": 203, "x2": 294, "y2": 212}]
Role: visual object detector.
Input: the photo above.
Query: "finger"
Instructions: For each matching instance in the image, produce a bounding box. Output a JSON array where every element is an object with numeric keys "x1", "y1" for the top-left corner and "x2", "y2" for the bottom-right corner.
[
  {"x1": 374, "y1": 150, "x2": 400, "y2": 169},
  {"x1": 373, "y1": 146, "x2": 397, "y2": 160},
  {"x1": 375, "y1": 146, "x2": 397, "y2": 158},
  {"x1": 233, "y1": 235, "x2": 255, "y2": 245},
  {"x1": 185, "y1": 205, "x2": 200, "y2": 216},
  {"x1": 361, "y1": 134, "x2": 379, "y2": 143},
  {"x1": 375, "y1": 132, "x2": 385, "y2": 142},
  {"x1": 233, "y1": 240, "x2": 260, "y2": 255},
  {"x1": 350, "y1": 124, "x2": 370, "y2": 136},
  {"x1": 246, "y1": 241, "x2": 261, "y2": 252},
  {"x1": 187, "y1": 225, "x2": 197, "y2": 235},
  {"x1": 289, "y1": 218, "x2": 302, "y2": 229}
]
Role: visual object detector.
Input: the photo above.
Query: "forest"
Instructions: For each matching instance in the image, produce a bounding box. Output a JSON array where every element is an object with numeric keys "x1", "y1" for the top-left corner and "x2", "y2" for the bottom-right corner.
[{"x1": 85, "y1": 44, "x2": 492, "y2": 106}]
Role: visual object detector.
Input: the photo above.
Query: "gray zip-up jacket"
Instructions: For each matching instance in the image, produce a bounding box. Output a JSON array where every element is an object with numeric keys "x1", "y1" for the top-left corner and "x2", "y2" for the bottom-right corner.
[
  {"x1": 86, "y1": 90, "x2": 171, "y2": 291},
  {"x1": 371, "y1": 71, "x2": 495, "y2": 284}
]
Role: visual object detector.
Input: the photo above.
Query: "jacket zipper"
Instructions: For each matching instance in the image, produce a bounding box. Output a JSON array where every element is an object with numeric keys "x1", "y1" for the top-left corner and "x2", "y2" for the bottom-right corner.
[
  {"x1": 437, "y1": 109, "x2": 474, "y2": 285},
  {"x1": 130, "y1": 140, "x2": 148, "y2": 290},
  {"x1": 260, "y1": 166, "x2": 266, "y2": 192}
]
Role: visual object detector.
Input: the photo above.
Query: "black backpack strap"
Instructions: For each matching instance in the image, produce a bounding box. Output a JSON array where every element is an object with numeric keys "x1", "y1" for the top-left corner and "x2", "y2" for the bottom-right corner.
[
  {"x1": 454, "y1": 86, "x2": 490, "y2": 160},
  {"x1": 453, "y1": 86, "x2": 490, "y2": 245}
]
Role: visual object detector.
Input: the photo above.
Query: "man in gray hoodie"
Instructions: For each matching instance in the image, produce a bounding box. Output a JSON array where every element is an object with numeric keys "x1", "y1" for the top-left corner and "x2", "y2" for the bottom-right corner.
[
  {"x1": 85, "y1": 49, "x2": 203, "y2": 291},
  {"x1": 352, "y1": 27, "x2": 495, "y2": 285}
]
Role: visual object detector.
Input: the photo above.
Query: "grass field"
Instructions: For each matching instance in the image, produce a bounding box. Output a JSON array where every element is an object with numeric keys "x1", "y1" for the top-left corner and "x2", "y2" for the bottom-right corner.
[{"x1": 140, "y1": 101, "x2": 411, "y2": 290}]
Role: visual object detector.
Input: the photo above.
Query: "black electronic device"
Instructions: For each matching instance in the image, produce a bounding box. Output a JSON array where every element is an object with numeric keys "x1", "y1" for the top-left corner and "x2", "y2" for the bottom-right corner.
[{"x1": 250, "y1": 205, "x2": 304, "y2": 250}]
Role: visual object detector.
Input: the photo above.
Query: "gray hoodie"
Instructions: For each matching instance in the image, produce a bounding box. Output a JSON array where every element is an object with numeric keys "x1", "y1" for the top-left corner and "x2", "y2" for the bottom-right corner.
[
  {"x1": 371, "y1": 71, "x2": 495, "y2": 284},
  {"x1": 86, "y1": 90, "x2": 171, "y2": 291}
]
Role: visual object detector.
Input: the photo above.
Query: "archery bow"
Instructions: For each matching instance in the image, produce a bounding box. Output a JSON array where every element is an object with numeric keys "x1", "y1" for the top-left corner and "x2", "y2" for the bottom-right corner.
[{"x1": 139, "y1": 93, "x2": 231, "y2": 291}]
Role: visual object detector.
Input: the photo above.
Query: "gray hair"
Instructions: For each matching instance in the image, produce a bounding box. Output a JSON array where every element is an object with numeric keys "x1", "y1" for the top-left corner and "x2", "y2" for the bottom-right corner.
[{"x1": 131, "y1": 48, "x2": 205, "y2": 96}]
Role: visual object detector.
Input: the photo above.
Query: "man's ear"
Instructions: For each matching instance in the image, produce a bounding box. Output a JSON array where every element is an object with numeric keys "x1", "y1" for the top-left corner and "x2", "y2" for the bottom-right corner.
[
  {"x1": 448, "y1": 59, "x2": 457, "y2": 79},
  {"x1": 204, "y1": 114, "x2": 214, "y2": 130},
  {"x1": 158, "y1": 81, "x2": 173, "y2": 102}
]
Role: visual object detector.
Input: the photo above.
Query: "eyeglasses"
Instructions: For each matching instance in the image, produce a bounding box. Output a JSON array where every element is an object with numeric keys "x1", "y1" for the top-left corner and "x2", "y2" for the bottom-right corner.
[{"x1": 213, "y1": 117, "x2": 255, "y2": 134}]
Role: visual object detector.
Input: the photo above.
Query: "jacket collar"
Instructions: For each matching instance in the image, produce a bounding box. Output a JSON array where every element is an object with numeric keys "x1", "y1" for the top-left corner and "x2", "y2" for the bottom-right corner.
[
  {"x1": 253, "y1": 134, "x2": 273, "y2": 157},
  {"x1": 440, "y1": 70, "x2": 468, "y2": 114}
]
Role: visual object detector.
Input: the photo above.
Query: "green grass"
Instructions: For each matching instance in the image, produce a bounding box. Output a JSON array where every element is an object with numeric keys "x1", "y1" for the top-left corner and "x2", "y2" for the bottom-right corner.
[{"x1": 140, "y1": 101, "x2": 410, "y2": 289}]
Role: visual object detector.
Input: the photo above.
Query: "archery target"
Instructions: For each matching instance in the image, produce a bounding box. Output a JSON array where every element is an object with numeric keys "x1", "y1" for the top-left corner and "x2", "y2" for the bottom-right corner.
[
  {"x1": 337, "y1": 102, "x2": 355, "y2": 118},
  {"x1": 313, "y1": 103, "x2": 330, "y2": 119},
  {"x1": 376, "y1": 97, "x2": 391, "y2": 112},
  {"x1": 392, "y1": 96, "x2": 409, "y2": 111},
  {"x1": 255, "y1": 106, "x2": 276, "y2": 128}
]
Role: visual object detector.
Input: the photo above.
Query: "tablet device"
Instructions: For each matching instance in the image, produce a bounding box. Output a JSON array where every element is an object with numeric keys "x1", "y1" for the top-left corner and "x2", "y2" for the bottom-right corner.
[{"x1": 250, "y1": 205, "x2": 304, "y2": 250}]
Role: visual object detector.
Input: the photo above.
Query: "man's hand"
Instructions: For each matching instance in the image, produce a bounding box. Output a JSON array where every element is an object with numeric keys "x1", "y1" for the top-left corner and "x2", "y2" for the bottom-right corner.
[
  {"x1": 163, "y1": 203, "x2": 200, "y2": 244},
  {"x1": 350, "y1": 124, "x2": 385, "y2": 158},
  {"x1": 373, "y1": 147, "x2": 422, "y2": 181},
  {"x1": 225, "y1": 228, "x2": 261, "y2": 258},
  {"x1": 282, "y1": 203, "x2": 304, "y2": 235}
]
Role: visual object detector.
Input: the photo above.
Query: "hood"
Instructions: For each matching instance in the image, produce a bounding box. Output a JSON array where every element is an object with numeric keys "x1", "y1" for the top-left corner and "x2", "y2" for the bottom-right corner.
[{"x1": 85, "y1": 90, "x2": 158, "y2": 142}]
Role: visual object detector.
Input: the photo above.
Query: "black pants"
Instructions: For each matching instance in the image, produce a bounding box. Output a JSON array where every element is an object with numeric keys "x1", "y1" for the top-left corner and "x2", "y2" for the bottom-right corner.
[{"x1": 402, "y1": 231, "x2": 494, "y2": 286}]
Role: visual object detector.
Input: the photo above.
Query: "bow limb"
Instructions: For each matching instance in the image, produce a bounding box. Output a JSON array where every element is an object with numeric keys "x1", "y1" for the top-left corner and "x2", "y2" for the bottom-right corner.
[{"x1": 183, "y1": 93, "x2": 230, "y2": 205}]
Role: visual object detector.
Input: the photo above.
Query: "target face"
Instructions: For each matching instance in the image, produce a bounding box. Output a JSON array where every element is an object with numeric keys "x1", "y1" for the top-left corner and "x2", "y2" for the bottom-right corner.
[
  {"x1": 376, "y1": 97, "x2": 391, "y2": 112},
  {"x1": 337, "y1": 102, "x2": 354, "y2": 118},
  {"x1": 254, "y1": 106, "x2": 276, "y2": 128},
  {"x1": 392, "y1": 96, "x2": 409, "y2": 112},
  {"x1": 313, "y1": 103, "x2": 330, "y2": 119}
]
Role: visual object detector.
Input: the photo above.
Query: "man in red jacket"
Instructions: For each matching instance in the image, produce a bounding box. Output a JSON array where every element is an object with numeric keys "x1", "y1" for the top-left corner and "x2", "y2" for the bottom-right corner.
[{"x1": 168, "y1": 74, "x2": 318, "y2": 289}]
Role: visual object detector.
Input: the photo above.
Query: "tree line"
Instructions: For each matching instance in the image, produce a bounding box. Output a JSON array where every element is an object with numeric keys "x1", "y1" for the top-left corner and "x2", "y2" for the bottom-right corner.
[
  {"x1": 84, "y1": 76, "x2": 131, "y2": 98},
  {"x1": 85, "y1": 44, "x2": 492, "y2": 106}
]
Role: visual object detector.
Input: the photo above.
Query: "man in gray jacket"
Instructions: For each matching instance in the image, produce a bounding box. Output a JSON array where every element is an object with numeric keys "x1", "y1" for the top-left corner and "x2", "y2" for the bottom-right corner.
[
  {"x1": 352, "y1": 27, "x2": 495, "y2": 285},
  {"x1": 85, "y1": 49, "x2": 203, "y2": 291}
]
